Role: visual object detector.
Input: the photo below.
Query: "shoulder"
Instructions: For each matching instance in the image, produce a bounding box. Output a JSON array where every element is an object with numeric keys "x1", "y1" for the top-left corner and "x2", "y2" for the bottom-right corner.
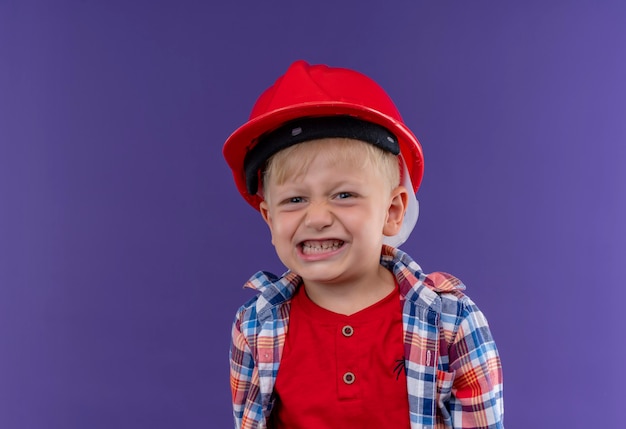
[
  {"x1": 421, "y1": 271, "x2": 496, "y2": 352},
  {"x1": 383, "y1": 246, "x2": 467, "y2": 310},
  {"x1": 233, "y1": 269, "x2": 301, "y2": 328},
  {"x1": 422, "y1": 270, "x2": 469, "y2": 311},
  {"x1": 387, "y1": 246, "x2": 489, "y2": 335}
]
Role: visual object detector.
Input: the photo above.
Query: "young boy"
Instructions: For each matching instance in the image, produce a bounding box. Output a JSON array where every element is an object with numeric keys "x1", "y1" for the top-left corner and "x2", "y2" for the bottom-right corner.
[{"x1": 223, "y1": 60, "x2": 504, "y2": 429}]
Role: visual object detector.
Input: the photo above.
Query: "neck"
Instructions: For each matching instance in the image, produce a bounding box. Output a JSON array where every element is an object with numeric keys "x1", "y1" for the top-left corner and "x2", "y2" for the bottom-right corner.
[{"x1": 302, "y1": 266, "x2": 396, "y2": 315}]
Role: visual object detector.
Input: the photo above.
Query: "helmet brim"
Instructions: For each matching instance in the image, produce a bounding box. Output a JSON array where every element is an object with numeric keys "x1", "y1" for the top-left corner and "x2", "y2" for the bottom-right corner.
[{"x1": 223, "y1": 101, "x2": 424, "y2": 210}]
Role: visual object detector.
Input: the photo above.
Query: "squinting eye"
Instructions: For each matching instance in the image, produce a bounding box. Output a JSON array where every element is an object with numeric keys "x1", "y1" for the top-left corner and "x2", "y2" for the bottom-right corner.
[
  {"x1": 336, "y1": 192, "x2": 353, "y2": 199},
  {"x1": 288, "y1": 197, "x2": 304, "y2": 204}
]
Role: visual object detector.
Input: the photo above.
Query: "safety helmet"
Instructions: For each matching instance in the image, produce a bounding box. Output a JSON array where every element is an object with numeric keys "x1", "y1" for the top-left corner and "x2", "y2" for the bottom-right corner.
[{"x1": 223, "y1": 60, "x2": 424, "y2": 210}]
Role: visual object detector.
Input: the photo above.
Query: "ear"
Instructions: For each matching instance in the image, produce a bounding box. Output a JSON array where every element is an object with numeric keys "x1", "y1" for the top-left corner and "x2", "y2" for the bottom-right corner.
[
  {"x1": 259, "y1": 200, "x2": 275, "y2": 245},
  {"x1": 383, "y1": 186, "x2": 409, "y2": 237}
]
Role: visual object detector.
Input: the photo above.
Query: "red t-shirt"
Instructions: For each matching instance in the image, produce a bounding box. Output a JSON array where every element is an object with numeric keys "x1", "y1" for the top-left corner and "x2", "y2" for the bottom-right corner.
[{"x1": 269, "y1": 284, "x2": 410, "y2": 429}]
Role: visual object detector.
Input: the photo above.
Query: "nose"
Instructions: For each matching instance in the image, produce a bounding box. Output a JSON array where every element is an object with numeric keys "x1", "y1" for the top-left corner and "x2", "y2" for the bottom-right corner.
[{"x1": 304, "y1": 201, "x2": 333, "y2": 230}]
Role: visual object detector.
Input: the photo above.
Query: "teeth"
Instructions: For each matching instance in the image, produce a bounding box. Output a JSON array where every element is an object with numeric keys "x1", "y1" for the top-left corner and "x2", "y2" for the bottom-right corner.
[{"x1": 301, "y1": 240, "x2": 343, "y2": 254}]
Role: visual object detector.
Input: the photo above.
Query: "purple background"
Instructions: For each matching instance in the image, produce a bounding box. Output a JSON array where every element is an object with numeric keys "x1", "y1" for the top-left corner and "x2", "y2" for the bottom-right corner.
[{"x1": 1, "y1": 1, "x2": 625, "y2": 428}]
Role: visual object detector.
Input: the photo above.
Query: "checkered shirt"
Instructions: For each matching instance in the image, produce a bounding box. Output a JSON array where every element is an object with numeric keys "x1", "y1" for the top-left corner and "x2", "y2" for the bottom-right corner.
[{"x1": 229, "y1": 245, "x2": 504, "y2": 429}]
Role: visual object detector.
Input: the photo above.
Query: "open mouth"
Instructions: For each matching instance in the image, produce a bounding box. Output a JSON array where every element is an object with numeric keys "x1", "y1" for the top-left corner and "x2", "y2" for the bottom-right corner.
[{"x1": 300, "y1": 239, "x2": 345, "y2": 255}]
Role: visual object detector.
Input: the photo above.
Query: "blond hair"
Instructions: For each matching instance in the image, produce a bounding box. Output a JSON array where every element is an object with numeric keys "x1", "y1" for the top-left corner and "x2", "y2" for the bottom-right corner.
[{"x1": 261, "y1": 138, "x2": 400, "y2": 200}]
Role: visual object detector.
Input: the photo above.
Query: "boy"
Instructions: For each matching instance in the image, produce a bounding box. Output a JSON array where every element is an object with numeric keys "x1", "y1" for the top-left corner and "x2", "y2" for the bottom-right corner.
[{"x1": 223, "y1": 60, "x2": 504, "y2": 429}]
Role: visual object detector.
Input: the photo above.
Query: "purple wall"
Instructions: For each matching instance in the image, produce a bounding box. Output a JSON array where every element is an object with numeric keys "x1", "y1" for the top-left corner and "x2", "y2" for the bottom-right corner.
[{"x1": 1, "y1": 1, "x2": 624, "y2": 428}]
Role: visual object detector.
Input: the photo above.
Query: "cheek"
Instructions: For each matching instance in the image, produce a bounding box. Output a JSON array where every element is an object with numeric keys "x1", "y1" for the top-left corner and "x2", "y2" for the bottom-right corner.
[
  {"x1": 269, "y1": 214, "x2": 297, "y2": 241},
  {"x1": 346, "y1": 206, "x2": 387, "y2": 232}
]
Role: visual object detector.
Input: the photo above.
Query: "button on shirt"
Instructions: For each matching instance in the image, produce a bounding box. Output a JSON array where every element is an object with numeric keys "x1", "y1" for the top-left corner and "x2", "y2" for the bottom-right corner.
[{"x1": 269, "y1": 284, "x2": 410, "y2": 429}]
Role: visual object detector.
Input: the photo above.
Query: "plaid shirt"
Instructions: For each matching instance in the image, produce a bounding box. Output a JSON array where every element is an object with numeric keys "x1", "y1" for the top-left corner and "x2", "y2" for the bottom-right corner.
[{"x1": 230, "y1": 245, "x2": 504, "y2": 429}]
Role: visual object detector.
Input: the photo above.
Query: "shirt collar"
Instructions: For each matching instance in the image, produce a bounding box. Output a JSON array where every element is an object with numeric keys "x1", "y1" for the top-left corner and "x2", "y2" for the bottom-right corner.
[{"x1": 242, "y1": 245, "x2": 465, "y2": 313}]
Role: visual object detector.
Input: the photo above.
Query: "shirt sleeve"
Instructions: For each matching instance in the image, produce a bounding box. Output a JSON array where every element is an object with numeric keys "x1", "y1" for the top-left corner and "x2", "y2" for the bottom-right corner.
[
  {"x1": 229, "y1": 309, "x2": 256, "y2": 429},
  {"x1": 446, "y1": 301, "x2": 504, "y2": 429}
]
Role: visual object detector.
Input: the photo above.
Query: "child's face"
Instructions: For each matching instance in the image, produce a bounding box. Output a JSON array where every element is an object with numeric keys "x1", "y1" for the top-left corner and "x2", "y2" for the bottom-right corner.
[{"x1": 259, "y1": 138, "x2": 407, "y2": 289}]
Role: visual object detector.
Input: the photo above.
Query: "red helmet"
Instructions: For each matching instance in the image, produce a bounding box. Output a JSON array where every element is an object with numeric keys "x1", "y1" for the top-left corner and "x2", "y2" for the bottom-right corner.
[{"x1": 222, "y1": 60, "x2": 424, "y2": 210}]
